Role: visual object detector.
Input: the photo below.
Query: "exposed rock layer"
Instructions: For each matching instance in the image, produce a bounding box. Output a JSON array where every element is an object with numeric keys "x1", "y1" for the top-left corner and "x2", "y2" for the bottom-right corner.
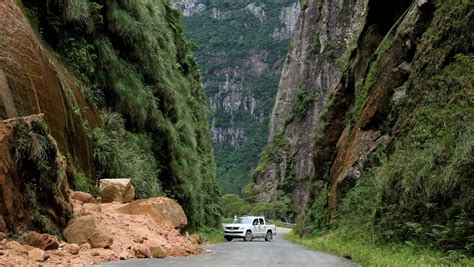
[{"x1": 0, "y1": 0, "x2": 99, "y2": 178}]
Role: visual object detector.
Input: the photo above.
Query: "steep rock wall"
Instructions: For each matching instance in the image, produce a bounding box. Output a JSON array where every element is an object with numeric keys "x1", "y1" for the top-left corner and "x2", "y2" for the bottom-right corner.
[
  {"x1": 255, "y1": 0, "x2": 473, "y2": 253},
  {"x1": 252, "y1": 0, "x2": 366, "y2": 216},
  {"x1": 0, "y1": 0, "x2": 99, "y2": 179}
]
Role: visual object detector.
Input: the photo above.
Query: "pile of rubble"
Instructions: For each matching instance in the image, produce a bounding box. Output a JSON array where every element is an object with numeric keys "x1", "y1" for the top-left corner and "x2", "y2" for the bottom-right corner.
[{"x1": 0, "y1": 179, "x2": 204, "y2": 266}]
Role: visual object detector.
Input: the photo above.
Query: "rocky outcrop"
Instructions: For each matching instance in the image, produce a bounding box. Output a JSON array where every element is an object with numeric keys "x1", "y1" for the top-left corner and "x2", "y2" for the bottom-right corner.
[
  {"x1": 0, "y1": 0, "x2": 99, "y2": 178},
  {"x1": 0, "y1": 115, "x2": 73, "y2": 234},
  {"x1": 99, "y1": 179, "x2": 135, "y2": 203},
  {"x1": 25, "y1": 232, "x2": 60, "y2": 251},
  {"x1": 272, "y1": 2, "x2": 301, "y2": 41},
  {"x1": 172, "y1": 0, "x2": 206, "y2": 17},
  {"x1": 118, "y1": 197, "x2": 188, "y2": 234},
  {"x1": 245, "y1": 3, "x2": 266, "y2": 22}
]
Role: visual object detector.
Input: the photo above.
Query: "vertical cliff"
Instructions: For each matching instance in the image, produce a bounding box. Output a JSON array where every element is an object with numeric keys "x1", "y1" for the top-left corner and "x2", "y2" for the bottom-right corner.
[
  {"x1": 254, "y1": 0, "x2": 473, "y2": 254},
  {"x1": 252, "y1": 0, "x2": 367, "y2": 216},
  {"x1": 173, "y1": 0, "x2": 300, "y2": 195}
]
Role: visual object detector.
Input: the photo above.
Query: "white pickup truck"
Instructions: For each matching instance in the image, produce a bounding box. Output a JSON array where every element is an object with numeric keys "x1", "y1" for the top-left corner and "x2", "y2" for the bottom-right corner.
[{"x1": 224, "y1": 216, "x2": 276, "y2": 242}]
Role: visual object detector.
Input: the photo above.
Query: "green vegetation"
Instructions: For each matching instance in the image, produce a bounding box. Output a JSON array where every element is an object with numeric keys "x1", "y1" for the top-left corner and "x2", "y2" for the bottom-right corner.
[
  {"x1": 11, "y1": 116, "x2": 72, "y2": 235},
  {"x1": 299, "y1": 0, "x2": 474, "y2": 262},
  {"x1": 92, "y1": 112, "x2": 162, "y2": 199},
  {"x1": 195, "y1": 226, "x2": 225, "y2": 244},
  {"x1": 180, "y1": 1, "x2": 294, "y2": 195},
  {"x1": 286, "y1": 230, "x2": 474, "y2": 266},
  {"x1": 285, "y1": 86, "x2": 316, "y2": 125},
  {"x1": 23, "y1": 0, "x2": 222, "y2": 229},
  {"x1": 221, "y1": 192, "x2": 295, "y2": 223},
  {"x1": 299, "y1": 0, "x2": 309, "y2": 10}
]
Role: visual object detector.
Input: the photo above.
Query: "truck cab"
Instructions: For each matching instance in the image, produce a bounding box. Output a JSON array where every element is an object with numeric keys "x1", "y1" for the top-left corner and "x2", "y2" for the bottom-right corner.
[{"x1": 224, "y1": 216, "x2": 276, "y2": 242}]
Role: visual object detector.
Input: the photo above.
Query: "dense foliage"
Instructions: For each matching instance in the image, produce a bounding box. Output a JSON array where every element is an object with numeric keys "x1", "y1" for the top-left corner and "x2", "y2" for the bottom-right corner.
[
  {"x1": 23, "y1": 0, "x2": 222, "y2": 228},
  {"x1": 179, "y1": 0, "x2": 295, "y2": 195}
]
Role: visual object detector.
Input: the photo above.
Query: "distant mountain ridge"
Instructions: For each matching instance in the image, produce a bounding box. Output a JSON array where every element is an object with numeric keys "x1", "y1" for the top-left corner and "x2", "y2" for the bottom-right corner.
[{"x1": 173, "y1": 0, "x2": 300, "y2": 195}]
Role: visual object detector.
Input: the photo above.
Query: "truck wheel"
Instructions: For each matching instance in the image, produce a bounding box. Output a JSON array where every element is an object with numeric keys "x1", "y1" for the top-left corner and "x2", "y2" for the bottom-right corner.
[
  {"x1": 225, "y1": 236, "x2": 233, "y2": 242},
  {"x1": 244, "y1": 230, "x2": 253, "y2": 242},
  {"x1": 265, "y1": 231, "x2": 273, "y2": 242}
]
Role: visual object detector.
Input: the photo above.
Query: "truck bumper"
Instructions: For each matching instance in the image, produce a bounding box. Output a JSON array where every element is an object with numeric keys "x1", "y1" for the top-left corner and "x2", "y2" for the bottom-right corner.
[{"x1": 224, "y1": 231, "x2": 245, "y2": 238}]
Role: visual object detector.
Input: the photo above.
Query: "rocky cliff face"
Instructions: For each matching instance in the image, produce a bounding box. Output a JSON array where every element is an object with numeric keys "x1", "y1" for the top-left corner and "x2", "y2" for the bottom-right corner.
[
  {"x1": 0, "y1": 0, "x2": 99, "y2": 178},
  {"x1": 253, "y1": 0, "x2": 366, "y2": 216},
  {"x1": 174, "y1": 0, "x2": 300, "y2": 194},
  {"x1": 254, "y1": 0, "x2": 473, "y2": 253},
  {"x1": 0, "y1": 0, "x2": 99, "y2": 234}
]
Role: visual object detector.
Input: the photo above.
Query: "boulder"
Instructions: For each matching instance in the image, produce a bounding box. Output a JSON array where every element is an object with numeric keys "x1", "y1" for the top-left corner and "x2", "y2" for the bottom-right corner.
[
  {"x1": 70, "y1": 191, "x2": 95, "y2": 204},
  {"x1": 99, "y1": 179, "x2": 135, "y2": 203},
  {"x1": 62, "y1": 243, "x2": 80, "y2": 255},
  {"x1": 28, "y1": 248, "x2": 45, "y2": 262},
  {"x1": 150, "y1": 246, "x2": 166, "y2": 258},
  {"x1": 118, "y1": 197, "x2": 188, "y2": 234},
  {"x1": 5, "y1": 241, "x2": 27, "y2": 254},
  {"x1": 25, "y1": 231, "x2": 59, "y2": 250},
  {"x1": 63, "y1": 215, "x2": 113, "y2": 248}
]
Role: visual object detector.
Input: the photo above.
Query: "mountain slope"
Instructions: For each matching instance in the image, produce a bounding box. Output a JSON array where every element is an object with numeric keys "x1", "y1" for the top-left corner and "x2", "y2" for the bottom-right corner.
[{"x1": 173, "y1": 0, "x2": 300, "y2": 195}]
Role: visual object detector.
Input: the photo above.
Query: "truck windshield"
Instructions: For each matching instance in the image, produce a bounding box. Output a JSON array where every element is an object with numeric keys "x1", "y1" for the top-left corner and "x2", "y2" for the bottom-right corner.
[{"x1": 233, "y1": 217, "x2": 253, "y2": 224}]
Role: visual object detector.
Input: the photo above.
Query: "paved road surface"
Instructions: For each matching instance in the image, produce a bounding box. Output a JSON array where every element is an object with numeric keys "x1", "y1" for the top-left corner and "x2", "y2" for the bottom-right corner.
[{"x1": 101, "y1": 227, "x2": 356, "y2": 267}]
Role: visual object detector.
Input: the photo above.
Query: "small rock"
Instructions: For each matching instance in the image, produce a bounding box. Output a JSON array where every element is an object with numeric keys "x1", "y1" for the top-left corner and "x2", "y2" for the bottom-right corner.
[
  {"x1": 118, "y1": 252, "x2": 128, "y2": 260},
  {"x1": 99, "y1": 179, "x2": 135, "y2": 203},
  {"x1": 150, "y1": 246, "x2": 166, "y2": 258},
  {"x1": 63, "y1": 243, "x2": 80, "y2": 255},
  {"x1": 6, "y1": 241, "x2": 28, "y2": 254},
  {"x1": 133, "y1": 246, "x2": 151, "y2": 258},
  {"x1": 0, "y1": 232, "x2": 5, "y2": 240},
  {"x1": 28, "y1": 248, "x2": 45, "y2": 262},
  {"x1": 70, "y1": 191, "x2": 95, "y2": 203},
  {"x1": 80, "y1": 243, "x2": 91, "y2": 251},
  {"x1": 25, "y1": 231, "x2": 60, "y2": 250},
  {"x1": 91, "y1": 250, "x2": 100, "y2": 257},
  {"x1": 87, "y1": 231, "x2": 113, "y2": 248}
]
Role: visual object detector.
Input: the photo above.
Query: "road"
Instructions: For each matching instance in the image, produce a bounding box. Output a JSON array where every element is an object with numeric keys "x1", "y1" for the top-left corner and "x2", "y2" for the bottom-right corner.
[{"x1": 101, "y1": 227, "x2": 356, "y2": 267}]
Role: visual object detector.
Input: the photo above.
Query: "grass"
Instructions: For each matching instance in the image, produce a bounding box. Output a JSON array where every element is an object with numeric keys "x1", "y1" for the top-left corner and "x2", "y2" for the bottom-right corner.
[
  {"x1": 196, "y1": 226, "x2": 225, "y2": 244},
  {"x1": 286, "y1": 229, "x2": 474, "y2": 266}
]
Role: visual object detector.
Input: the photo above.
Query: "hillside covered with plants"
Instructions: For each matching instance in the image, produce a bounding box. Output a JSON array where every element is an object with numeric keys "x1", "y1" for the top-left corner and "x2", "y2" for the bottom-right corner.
[
  {"x1": 249, "y1": 0, "x2": 473, "y2": 264},
  {"x1": 22, "y1": 0, "x2": 222, "y2": 229}
]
